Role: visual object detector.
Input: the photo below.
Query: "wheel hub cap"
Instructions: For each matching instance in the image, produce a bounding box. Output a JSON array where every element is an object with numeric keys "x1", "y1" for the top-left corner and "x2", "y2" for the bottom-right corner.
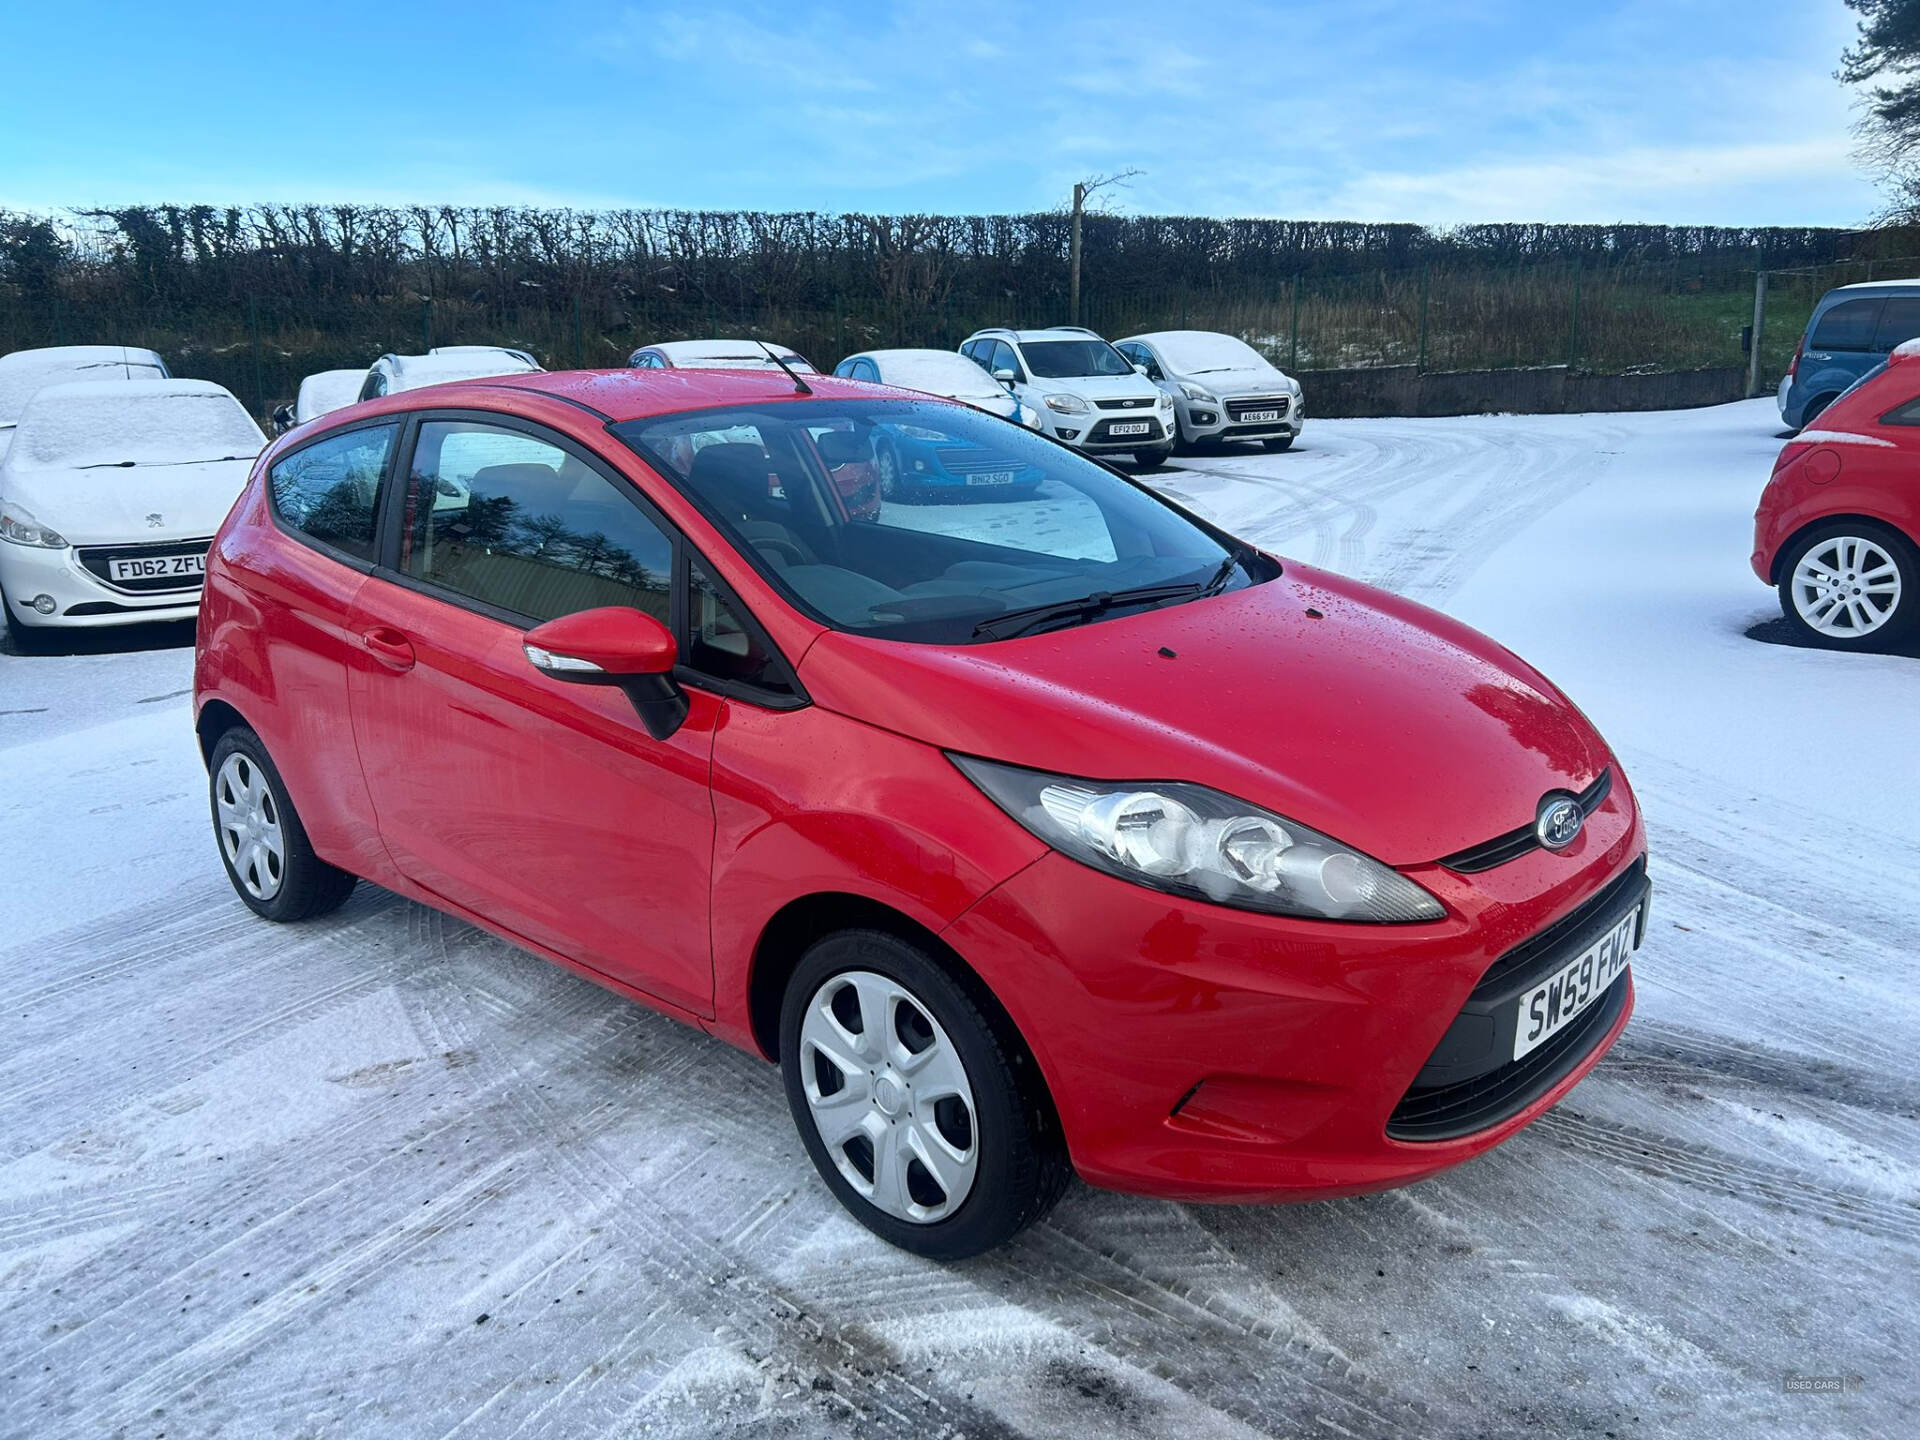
[
  {"x1": 797, "y1": 969, "x2": 979, "y2": 1224},
  {"x1": 214, "y1": 752, "x2": 286, "y2": 902},
  {"x1": 1790, "y1": 534, "x2": 1902, "y2": 637}
]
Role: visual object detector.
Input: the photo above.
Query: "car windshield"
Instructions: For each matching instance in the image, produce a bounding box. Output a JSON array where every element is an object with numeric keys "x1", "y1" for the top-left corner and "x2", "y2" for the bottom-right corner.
[
  {"x1": 1019, "y1": 339, "x2": 1137, "y2": 379},
  {"x1": 613, "y1": 399, "x2": 1262, "y2": 645},
  {"x1": 10, "y1": 384, "x2": 265, "y2": 471},
  {"x1": 1154, "y1": 333, "x2": 1272, "y2": 375}
]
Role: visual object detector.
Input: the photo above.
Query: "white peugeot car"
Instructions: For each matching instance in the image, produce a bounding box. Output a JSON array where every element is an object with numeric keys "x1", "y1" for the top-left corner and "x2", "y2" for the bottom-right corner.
[
  {"x1": 0, "y1": 379, "x2": 264, "y2": 645},
  {"x1": 628, "y1": 339, "x2": 817, "y2": 372},
  {"x1": 0, "y1": 345, "x2": 170, "y2": 463},
  {"x1": 831, "y1": 347, "x2": 1038, "y2": 427},
  {"x1": 959, "y1": 327, "x2": 1174, "y2": 466},
  {"x1": 357, "y1": 348, "x2": 543, "y2": 400},
  {"x1": 1114, "y1": 331, "x2": 1305, "y2": 452}
]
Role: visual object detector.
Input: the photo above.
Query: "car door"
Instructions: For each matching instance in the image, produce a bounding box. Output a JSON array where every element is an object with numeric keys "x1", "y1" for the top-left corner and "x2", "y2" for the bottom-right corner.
[{"x1": 345, "y1": 412, "x2": 722, "y2": 1016}]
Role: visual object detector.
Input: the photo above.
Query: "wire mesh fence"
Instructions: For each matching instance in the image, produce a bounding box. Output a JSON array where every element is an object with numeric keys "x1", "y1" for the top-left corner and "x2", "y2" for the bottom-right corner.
[{"x1": 6, "y1": 253, "x2": 1918, "y2": 419}]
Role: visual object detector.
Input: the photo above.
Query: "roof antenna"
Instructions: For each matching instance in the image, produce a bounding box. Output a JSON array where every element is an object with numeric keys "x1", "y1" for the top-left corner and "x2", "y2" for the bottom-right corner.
[{"x1": 759, "y1": 341, "x2": 812, "y2": 395}]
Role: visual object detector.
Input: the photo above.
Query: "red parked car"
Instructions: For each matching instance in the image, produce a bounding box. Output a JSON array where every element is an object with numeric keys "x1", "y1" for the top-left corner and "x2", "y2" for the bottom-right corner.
[
  {"x1": 194, "y1": 368, "x2": 1648, "y2": 1258},
  {"x1": 1755, "y1": 344, "x2": 1920, "y2": 650}
]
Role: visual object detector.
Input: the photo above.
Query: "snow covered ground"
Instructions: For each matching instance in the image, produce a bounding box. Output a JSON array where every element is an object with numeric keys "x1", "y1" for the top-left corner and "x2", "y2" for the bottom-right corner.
[{"x1": 1, "y1": 398, "x2": 1914, "y2": 1438}]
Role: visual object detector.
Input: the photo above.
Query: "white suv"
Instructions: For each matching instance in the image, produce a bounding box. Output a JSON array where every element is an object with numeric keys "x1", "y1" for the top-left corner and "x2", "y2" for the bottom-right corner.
[{"x1": 960, "y1": 327, "x2": 1175, "y2": 466}]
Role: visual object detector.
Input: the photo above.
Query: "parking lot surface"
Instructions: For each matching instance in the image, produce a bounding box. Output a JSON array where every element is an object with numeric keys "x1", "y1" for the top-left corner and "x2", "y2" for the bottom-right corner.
[{"x1": 1, "y1": 400, "x2": 1913, "y2": 1438}]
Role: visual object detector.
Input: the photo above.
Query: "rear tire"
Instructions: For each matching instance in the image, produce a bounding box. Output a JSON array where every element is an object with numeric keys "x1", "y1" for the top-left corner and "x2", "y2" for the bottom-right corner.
[
  {"x1": 1799, "y1": 392, "x2": 1841, "y2": 428},
  {"x1": 780, "y1": 929, "x2": 1070, "y2": 1260},
  {"x1": 208, "y1": 726, "x2": 358, "y2": 921},
  {"x1": 1775, "y1": 519, "x2": 1918, "y2": 652}
]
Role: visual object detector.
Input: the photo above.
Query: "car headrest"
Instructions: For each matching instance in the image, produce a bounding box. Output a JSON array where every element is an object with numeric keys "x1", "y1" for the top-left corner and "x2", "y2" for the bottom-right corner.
[{"x1": 688, "y1": 442, "x2": 777, "y2": 516}]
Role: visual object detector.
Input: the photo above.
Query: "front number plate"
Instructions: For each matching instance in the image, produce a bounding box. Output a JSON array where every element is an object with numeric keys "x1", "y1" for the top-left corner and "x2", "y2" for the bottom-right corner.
[
  {"x1": 1239, "y1": 409, "x2": 1280, "y2": 423},
  {"x1": 1109, "y1": 421, "x2": 1152, "y2": 436},
  {"x1": 1513, "y1": 908, "x2": 1638, "y2": 1060},
  {"x1": 966, "y1": 470, "x2": 1016, "y2": 486},
  {"x1": 110, "y1": 553, "x2": 205, "y2": 582}
]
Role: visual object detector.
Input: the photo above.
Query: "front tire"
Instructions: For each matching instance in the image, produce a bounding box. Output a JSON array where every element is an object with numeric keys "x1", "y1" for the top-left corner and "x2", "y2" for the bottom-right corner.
[
  {"x1": 208, "y1": 726, "x2": 357, "y2": 921},
  {"x1": 1262, "y1": 435, "x2": 1295, "y2": 452},
  {"x1": 1775, "y1": 519, "x2": 1917, "y2": 651},
  {"x1": 780, "y1": 930, "x2": 1070, "y2": 1260},
  {"x1": 1133, "y1": 447, "x2": 1174, "y2": 469}
]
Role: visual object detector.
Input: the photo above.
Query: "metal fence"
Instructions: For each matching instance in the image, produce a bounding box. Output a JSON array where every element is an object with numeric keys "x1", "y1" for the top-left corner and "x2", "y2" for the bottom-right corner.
[{"x1": 7, "y1": 254, "x2": 1912, "y2": 419}]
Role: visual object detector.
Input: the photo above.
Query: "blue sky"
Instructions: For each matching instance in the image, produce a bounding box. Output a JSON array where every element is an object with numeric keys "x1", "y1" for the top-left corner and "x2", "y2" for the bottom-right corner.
[{"x1": 0, "y1": 0, "x2": 1881, "y2": 225}]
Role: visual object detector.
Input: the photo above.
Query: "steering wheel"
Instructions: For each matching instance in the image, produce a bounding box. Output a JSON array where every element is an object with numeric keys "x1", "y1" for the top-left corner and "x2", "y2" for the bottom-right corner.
[{"x1": 754, "y1": 535, "x2": 810, "y2": 568}]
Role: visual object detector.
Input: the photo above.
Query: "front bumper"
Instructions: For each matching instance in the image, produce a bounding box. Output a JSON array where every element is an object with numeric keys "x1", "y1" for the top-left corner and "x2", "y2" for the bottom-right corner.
[
  {"x1": 1044, "y1": 408, "x2": 1174, "y2": 453},
  {"x1": 941, "y1": 767, "x2": 1645, "y2": 1202},
  {"x1": 0, "y1": 538, "x2": 207, "y2": 628},
  {"x1": 1179, "y1": 391, "x2": 1303, "y2": 445}
]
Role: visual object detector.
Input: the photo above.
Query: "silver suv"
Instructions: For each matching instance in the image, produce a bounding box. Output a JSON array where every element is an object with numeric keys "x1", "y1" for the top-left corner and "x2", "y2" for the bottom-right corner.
[
  {"x1": 1114, "y1": 331, "x2": 1304, "y2": 452},
  {"x1": 960, "y1": 327, "x2": 1175, "y2": 466}
]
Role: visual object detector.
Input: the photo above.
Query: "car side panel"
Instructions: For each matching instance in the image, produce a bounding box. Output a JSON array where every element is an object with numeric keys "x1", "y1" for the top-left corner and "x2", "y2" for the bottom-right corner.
[
  {"x1": 195, "y1": 482, "x2": 398, "y2": 883},
  {"x1": 704, "y1": 699, "x2": 1048, "y2": 1054}
]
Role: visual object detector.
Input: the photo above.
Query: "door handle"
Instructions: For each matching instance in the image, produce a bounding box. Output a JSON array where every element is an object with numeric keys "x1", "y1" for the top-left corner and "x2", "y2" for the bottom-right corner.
[{"x1": 361, "y1": 626, "x2": 416, "y2": 671}]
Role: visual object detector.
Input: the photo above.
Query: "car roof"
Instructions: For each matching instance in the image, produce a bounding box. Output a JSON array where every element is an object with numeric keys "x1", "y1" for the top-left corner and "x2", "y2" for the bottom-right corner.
[
  {"x1": 968, "y1": 327, "x2": 1109, "y2": 345},
  {"x1": 0, "y1": 344, "x2": 166, "y2": 372},
  {"x1": 343, "y1": 367, "x2": 907, "y2": 424},
  {"x1": 376, "y1": 351, "x2": 543, "y2": 386},
  {"x1": 643, "y1": 338, "x2": 808, "y2": 362},
  {"x1": 1826, "y1": 278, "x2": 1920, "y2": 294}
]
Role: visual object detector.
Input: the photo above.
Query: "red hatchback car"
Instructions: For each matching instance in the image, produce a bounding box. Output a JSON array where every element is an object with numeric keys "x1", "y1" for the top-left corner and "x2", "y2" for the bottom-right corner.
[
  {"x1": 194, "y1": 369, "x2": 1648, "y2": 1258},
  {"x1": 1756, "y1": 343, "x2": 1920, "y2": 650}
]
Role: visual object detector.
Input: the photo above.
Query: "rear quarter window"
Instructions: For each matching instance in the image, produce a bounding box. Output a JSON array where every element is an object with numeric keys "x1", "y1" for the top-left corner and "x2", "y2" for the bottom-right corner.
[
  {"x1": 268, "y1": 424, "x2": 398, "y2": 563},
  {"x1": 1811, "y1": 298, "x2": 1884, "y2": 352}
]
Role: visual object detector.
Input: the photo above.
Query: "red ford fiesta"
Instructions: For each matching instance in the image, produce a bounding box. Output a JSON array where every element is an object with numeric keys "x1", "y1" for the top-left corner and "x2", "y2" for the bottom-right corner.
[{"x1": 193, "y1": 368, "x2": 1647, "y2": 1258}]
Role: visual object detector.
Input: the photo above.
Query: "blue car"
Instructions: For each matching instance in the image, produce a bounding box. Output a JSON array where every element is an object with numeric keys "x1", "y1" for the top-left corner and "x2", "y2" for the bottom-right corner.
[
  {"x1": 870, "y1": 421, "x2": 1049, "y2": 502},
  {"x1": 1779, "y1": 279, "x2": 1920, "y2": 430}
]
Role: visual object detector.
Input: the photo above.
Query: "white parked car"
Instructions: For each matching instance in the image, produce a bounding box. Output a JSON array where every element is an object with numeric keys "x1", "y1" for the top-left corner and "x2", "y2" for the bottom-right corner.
[
  {"x1": 959, "y1": 327, "x2": 1174, "y2": 466},
  {"x1": 272, "y1": 367, "x2": 369, "y2": 434},
  {"x1": 628, "y1": 339, "x2": 817, "y2": 372},
  {"x1": 358, "y1": 349, "x2": 543, "y2": 401},
  {"x1": 0, "y1": 345, "x2": 170, "y2": 462},
  {"x1": 0, "y1": 379, "x2": 263, "y2": 644},
  {"x1": 831, "y1": 347, "x2": 1038, "y2": 427},
  {"x1": 1114, "y1": 331, "x2": 1304, "y2": 452}
]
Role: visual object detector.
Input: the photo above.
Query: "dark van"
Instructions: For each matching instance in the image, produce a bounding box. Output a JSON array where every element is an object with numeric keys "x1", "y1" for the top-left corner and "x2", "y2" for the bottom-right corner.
[{"x1": 1779, "y1": 279, "x2": 1920, "y2": 430}]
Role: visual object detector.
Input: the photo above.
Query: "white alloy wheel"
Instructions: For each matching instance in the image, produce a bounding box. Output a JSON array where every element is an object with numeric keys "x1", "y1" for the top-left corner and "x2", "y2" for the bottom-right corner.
[
  {"x1": 1789, "y1": 533, "x2": 1904, "y2": 638},
  {"x1": 796, "y1": 969, "x2": 979, "y2": 1224}
]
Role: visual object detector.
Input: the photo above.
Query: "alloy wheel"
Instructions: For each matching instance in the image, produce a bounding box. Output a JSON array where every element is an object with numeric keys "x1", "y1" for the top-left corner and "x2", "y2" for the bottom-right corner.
[
  {"x1": 214, "y1": 752, "x2": 286, "y2": 901},
  {"x1": 1789, "y1": 533, "x2": 1903, "y2": 637},
  {"x1": 796, "y1": 969, "x2": 979, "y2": 1224}
]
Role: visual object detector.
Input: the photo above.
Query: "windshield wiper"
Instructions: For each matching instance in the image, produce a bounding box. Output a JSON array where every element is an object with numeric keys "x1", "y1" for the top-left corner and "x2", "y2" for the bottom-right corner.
[
  {"x1": 971, "y1": 580, "x2": 1206, "y2": 641},
  {"x1": 1201, "y1": 545, "x2": 1256, "y2": 596}
]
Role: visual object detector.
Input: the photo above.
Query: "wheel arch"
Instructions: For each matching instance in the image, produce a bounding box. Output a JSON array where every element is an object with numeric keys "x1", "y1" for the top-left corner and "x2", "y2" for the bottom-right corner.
[
  {"x1": 745, "y1": 890, "x2": 1064, "y2": 1138},
  {"x1": 1768, "y1": 511, "x2": 1917, "y2": 583},
  {"x1": 194, "y1": 697, "x2": 252, "y2": 768}
]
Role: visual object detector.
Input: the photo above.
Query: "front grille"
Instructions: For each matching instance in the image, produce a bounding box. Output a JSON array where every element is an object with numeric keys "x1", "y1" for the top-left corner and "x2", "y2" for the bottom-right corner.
[
  {"x1": 1385, "y1": 982, "x2": 1628, "y2": 1142},
  {"x1": 1385, "y1": 858, "x2": 1648, "y2": 1142},
  {"x1": 1087, "y1": 418, "x2": 1165, "y2": 444},
  {"x1": 1225, "y1": 395, "x2": 1291, "y2": 421},
  {"x1": 1095, "y1": 397, "x2": 1155, "y2": 411},
  {"x1": 1438, "y1": 769, "x2": 1612, "y2": 874},
  {"x1": 76, "y1": 539, "x2": 211, "y2": 595}
]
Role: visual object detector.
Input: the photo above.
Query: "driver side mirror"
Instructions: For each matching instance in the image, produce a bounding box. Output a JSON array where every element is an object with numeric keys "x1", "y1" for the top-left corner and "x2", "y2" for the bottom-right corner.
[
  {"x1": 523, "y1": 606, "x2": 688, "y2": 740},
  {"x1": 1130, "y1": 362, "x2": 1150, "y2": 376},
  {"x1": 992, "y1": 367, "x2": 1017, "y2": 386},
  {"x1": 270, "y1": 403, "x2": 297, "y2": 435}
]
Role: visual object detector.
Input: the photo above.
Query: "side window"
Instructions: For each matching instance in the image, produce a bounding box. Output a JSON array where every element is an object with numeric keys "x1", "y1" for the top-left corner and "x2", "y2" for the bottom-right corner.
[
  {"x1": 268, "y1": 423, "x2": 397, "y2": 563},
  {"x1": 989, "y1": 341, "x2": 1022, "y2": 381},
  {"x1": 400, "y1": 421, "x2": 671, "y2": 625},
  {"x1": 1872, "y1": 297, "x2": 1920, "y2": 351},
  {"x1": 688, "y1": 561, "x2": 794, "y2": 697},
  {"x1": 1879, "y1": 395, "x2": 1920, "y2": 425},
  {"x1": 358, "y1": 371, "x2": 385, "y2": 401},
  {"x1": 858, "y1": 360, "x2": 881, "y2": 382},
  {"x1": 1811, "y1": 299, "x2": 1884, "y2": 352}
]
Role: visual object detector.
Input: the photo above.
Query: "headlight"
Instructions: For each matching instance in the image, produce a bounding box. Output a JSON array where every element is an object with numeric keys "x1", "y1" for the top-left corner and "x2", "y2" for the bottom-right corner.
[
  {"x1": 1157, "y1": 392, "x2": 1175, "y2": 410},
  {"x1": 1179, "y1": 382, "x2": 1215, "y2": 403},
  {"x1": 0, "y1": 503, "x2": 68, "y2": 548},
  {"x1": 1043, "y1": 393, "x2": 1091, "y2": 415},
  {"x1": 951, "y1": 756, "x2": 1445, "y2": 923}
]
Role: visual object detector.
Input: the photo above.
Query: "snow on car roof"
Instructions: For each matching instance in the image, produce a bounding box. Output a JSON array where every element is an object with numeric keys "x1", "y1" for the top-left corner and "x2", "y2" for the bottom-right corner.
[
  {"x1": 7, "y1": 379, "x2": 265, "y2": 472},
  {"x1": 295, "y1": 368, "x2": 369, "y2": 422},
  {"x1": 1829, "y1": 278, "x2": 1920, "y2": 291},
  {"x1": 0, "y1": 345, "x2": 169, "y2": 426},
  {"x1": 648, "y1": 339, "x2": 816, "y2": 370},
  {"x1": 862, "y1": 349, "x2": 1005, "y2": 398},
  {"x1": 1127, "y1": 330, "x2": 1275, "y2": 374},
  {"x1": 382, "y1": 351, "x2": 544, "y2": 389}
]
